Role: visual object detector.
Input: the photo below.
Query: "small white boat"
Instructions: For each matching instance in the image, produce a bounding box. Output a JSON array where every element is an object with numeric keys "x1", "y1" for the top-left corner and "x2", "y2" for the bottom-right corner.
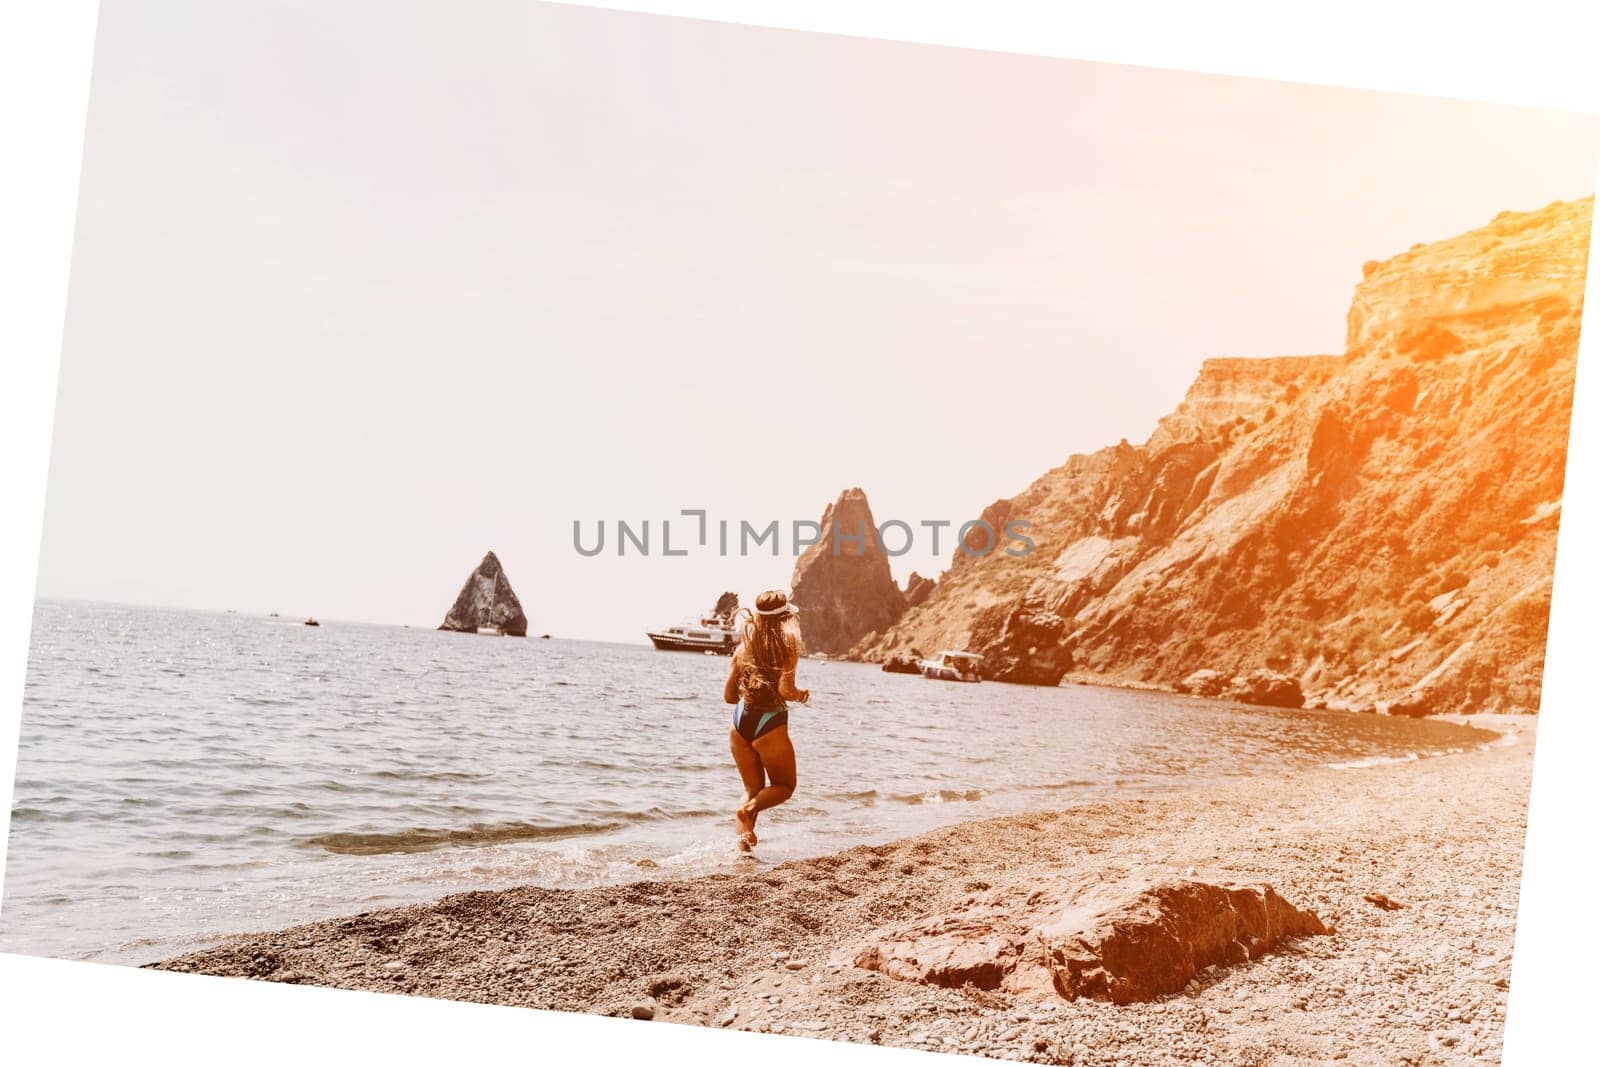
[
  {"x1": 919, "y1": 650, "x2": 982, "y2": 682},
  {"x1": 647, "y1": 615, "x2": 740, "y2": 655}
]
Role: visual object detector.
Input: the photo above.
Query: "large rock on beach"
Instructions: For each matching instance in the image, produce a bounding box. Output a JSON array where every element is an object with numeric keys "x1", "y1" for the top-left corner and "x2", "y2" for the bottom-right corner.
[
  {"x1": 881, "y1": 651, "x2": 923, "y2": 675},
  {"x1": 1176, "y1": 669, "x2": 1230, "y2": 698},
  {"x1": 966, "y1": 601, "x2": 1073, "y2": 686},
  {"x1": 856, "y1": 879, "x2": 1328, "y2": 1005},
  {"x1": 1224, "y1": 670, "x2": 1305, "y2": 709},
  {"x1": 790, "y1": 488, "x2": 907, "y2": 656},
  {"x1": 438, "y1": 551, "x2": 528, "y2": 636}
]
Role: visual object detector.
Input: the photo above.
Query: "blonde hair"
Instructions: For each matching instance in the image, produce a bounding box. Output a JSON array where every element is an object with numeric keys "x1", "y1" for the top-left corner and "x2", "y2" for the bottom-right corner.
[{"x1": 734, "y1": 590, "x2": 802, "y2": 703}]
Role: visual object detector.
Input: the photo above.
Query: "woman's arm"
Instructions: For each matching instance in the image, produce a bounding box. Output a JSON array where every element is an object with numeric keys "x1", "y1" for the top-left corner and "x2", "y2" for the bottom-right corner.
[
  {"x1": 778, "y1": 659, "x2": 810, "y2": 704},
  {"x1": 723, "y1": 656, "x2": 741, "y2": 705}
]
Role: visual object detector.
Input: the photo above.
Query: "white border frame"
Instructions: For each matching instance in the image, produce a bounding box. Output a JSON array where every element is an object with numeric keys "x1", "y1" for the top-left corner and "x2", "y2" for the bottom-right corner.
[{"x1": 3, "y1": 3, "x2": 1596, "y2": 1064}]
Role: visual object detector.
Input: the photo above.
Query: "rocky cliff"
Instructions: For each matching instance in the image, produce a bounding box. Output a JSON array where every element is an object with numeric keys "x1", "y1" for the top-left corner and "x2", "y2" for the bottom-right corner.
[
  {"x1": 859, "y1": 197, "x2": 1591, "y2": 714},
  {"x1": 439, "y1": 551, "x2": 529, "y2": 637},
  {"x1": 791, "y1": 488, "x2": 908, "y2": 656}
]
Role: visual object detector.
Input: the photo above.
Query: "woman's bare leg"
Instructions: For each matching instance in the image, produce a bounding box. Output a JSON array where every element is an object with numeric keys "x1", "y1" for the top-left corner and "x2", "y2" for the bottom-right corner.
[
  {"x1": 740, "y1": 725, "x2": 796, "y2": 816},
  {"x1": 729, "y1": 728, "x2": 766, "y2": 849}
]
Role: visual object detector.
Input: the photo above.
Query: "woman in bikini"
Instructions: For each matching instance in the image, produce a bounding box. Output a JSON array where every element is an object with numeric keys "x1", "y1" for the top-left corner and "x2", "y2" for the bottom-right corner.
[{"x1": 723, "y1": 589, "x2": 809, "y2": 851}]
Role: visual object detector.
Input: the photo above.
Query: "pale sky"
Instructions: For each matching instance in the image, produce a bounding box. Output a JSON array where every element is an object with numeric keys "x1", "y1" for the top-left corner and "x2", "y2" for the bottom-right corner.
[{"x1": 37, "y1": 0, "x2": 1600, "y2": 641}]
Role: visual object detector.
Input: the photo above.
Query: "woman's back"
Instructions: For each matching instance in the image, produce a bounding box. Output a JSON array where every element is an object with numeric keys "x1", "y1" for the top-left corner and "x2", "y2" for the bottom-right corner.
[{"x1": 736, "y1": 655, "x2": 789, "y2": 712}]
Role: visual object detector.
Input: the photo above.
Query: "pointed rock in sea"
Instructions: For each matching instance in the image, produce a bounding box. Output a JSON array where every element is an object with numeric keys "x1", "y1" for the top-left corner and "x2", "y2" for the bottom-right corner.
[{"x1": 438, "y1": 550, "x2": 529, "y2": 636}]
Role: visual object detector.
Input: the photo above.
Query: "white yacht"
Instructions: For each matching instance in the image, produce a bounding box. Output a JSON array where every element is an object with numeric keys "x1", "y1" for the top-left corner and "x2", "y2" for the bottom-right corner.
[
  {"x1": 647, "y1": 615, "x2": 740, "y2": 655},
  {"x1": 919, "y1": 650, "x2": 983, "y2": 682}
]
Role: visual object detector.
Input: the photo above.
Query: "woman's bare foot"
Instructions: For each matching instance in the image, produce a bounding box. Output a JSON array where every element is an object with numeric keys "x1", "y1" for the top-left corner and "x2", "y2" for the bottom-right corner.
[{"x1": 735, "y1": 805, "x2": 758, "y2": 851}]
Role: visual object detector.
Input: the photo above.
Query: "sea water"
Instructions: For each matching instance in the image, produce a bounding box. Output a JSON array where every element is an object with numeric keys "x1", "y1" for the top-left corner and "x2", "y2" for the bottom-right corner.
[{"x1": 2, "y1": 600, "x2": 1498, "y2": 964}]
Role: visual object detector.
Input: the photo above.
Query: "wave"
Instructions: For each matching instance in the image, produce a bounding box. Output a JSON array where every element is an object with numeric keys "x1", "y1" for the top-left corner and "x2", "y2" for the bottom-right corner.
[
  {"x1": 1327, "y1": 751, "x2": 1421, "y2": 770},
  {"x1": 367, "y1": 769, "x2": 490, "y2": 783},
  {"x1": 304, "y1": 806, "x2": 724, "y2": 855},
  {"x1": 305, "y1": 821, "x2": 624, "y2": 855},
  {"x1": 890, "y1": 788, "x2": 985, "y2": 805},
  {"x1": 829, "y1": 780, "x2": 1090, "y2": 807},
  {"x1": 1329, "y1": 736, "x2": 1499, "y2": 770}
]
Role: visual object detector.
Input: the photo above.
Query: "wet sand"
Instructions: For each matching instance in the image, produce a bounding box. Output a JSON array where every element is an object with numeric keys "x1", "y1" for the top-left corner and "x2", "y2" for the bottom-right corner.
[{"x1": 152, "y1": 714, "x2": 1532, "y2": 1065}]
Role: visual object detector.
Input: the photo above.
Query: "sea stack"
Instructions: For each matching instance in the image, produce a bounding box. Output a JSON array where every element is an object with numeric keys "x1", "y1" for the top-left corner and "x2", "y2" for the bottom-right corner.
[
  {"x1": 790, "y1": 488, "x2": 907, "y2": 656},
  {"x1": 438, "y1": 551, "x2": 528, "y2": 637}
]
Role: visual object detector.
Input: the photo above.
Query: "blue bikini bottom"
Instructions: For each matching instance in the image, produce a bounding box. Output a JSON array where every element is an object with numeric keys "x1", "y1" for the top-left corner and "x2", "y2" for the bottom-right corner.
[{"x1": 733, "y1": 701, "x2": 788, "y2": 742}]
